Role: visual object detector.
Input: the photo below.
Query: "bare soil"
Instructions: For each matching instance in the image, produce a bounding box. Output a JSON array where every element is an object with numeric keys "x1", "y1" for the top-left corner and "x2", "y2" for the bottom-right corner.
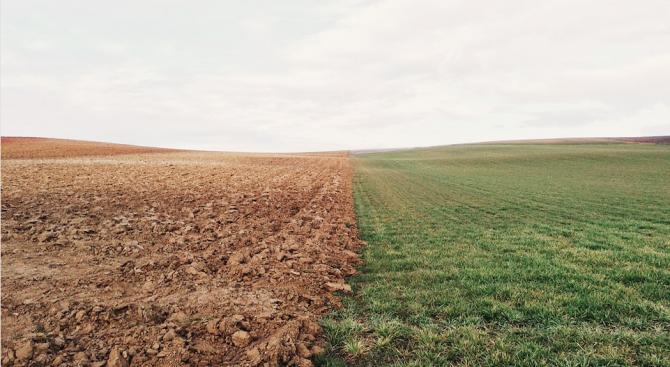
[
  {"x1": 1, "y1": 137, "x2": 180, "y2": 159},
  {"x1": 476, "y1": 136, "x2": 670, "y2": 145},
  {"x1": 1, "y1": 138, "x2": 365, "y2": 367},
  {"x1": 609, "y1": 136, "x2": 670, "y2": 144}
]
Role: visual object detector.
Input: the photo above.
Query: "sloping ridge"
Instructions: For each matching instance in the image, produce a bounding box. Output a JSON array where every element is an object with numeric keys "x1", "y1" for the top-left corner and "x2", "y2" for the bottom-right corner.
[
  {"x1": 608, "y1": 136, "x2": 670, "y2": 144},
  {"x1": 476, "y1": 136, "x2": 670, "y2": 145},
  {"x1": 1, "y1": 137, "x2": 181, "y2": 159}
]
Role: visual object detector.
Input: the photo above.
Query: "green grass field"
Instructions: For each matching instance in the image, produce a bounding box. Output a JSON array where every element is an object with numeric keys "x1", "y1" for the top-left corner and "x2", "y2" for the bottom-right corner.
[{"x1": 317, "y1": 143, "x2": 670, "y2": 367}]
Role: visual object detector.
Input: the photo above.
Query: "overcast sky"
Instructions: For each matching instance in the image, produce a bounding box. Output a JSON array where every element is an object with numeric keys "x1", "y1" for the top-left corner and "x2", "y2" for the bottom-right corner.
[{"x1": 2, "y1": 1, "x2": 669, "y2": 152}]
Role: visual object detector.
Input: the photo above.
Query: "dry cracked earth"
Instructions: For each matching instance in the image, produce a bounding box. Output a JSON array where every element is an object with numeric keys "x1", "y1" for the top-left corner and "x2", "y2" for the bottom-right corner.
[{"x1": 1, "y1": 138, "x2": 365, "y2": 367}]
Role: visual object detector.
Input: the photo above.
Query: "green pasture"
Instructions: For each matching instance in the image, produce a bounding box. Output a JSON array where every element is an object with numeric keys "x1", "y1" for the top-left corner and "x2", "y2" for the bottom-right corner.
[{"x1": 318, "y1": 143, "x2": 670, "y2": 367}]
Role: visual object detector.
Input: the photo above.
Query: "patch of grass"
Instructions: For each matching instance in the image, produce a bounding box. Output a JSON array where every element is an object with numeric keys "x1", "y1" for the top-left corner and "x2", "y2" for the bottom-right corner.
[
  {"x1": 322, "y1": 316, "x2": 366, "y2": 346},
  {"x1": 323, "y1": 143, "x2": 670, "y2": 366},
  {"x1": 344, "y1": 337, "x2": 369, "y2": 357}
]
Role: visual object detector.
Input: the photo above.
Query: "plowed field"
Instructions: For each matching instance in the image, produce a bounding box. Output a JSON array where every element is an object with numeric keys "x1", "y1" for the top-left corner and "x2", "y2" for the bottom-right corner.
[
  {"x1": 1, "y1": 138, "x2": 364, "y2": 367},
  {"x1": 1, "y1": 137, "x2": 180, "y2": 159}
]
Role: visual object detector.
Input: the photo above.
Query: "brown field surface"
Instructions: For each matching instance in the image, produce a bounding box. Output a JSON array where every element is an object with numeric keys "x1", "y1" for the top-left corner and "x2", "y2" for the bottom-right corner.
[
  {"x1": 1, "y1": 137, "x2": 180, "y2": 159},
  {"x1": 609, "y1": 135, "x2": 670, "y2": 144},
  {"x1": 1, "y1": 138, "x2": 364, "y2": 367},
  {"x1": 476, "y1": 136, "x2": 670, "y2": 145}
]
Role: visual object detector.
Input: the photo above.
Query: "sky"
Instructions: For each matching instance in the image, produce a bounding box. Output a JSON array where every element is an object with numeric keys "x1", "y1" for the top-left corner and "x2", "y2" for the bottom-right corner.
[{"x1": 2, "y1": 0, "x2": 669, "y2": 152}]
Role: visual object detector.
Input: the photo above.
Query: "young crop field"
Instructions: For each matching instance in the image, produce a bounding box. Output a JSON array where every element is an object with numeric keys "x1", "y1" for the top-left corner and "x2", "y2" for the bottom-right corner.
[{"x1": 319, "y1": 143, "x2": 670, "y2": 366}]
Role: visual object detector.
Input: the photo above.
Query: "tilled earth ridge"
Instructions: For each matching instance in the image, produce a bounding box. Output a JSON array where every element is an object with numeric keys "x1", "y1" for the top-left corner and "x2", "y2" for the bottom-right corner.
[
  {"x1": 1, "y1": 148, "x2": 365, "y2": 367},
  {"x1": 1, "y1": 137, "x2": 180, "y2": 159}
]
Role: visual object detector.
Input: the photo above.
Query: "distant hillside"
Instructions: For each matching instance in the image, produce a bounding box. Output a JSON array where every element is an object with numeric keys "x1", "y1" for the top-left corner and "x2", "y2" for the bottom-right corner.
[
  {"x1": 609, "y1": 136, "x2": 670, "y2": 144},
  {"x1": 476, "y1": 136, "x2": 670, "y2": 145},
  {"x1": 1, "y1": 137, "x2": 180, "y2": 159}
]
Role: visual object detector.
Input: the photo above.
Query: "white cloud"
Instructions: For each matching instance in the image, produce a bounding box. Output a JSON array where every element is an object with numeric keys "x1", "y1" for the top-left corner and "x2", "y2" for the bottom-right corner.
[{"x1": 2, "y1": 0, "x2": 669, "y2": 152}]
